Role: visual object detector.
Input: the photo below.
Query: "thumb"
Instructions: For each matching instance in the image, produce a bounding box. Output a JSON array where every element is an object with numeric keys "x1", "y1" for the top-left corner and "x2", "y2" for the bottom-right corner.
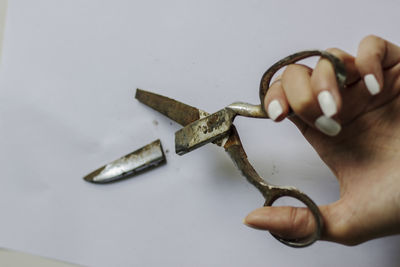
[{"x1": 243, "y1": 205, "x2": 332, "y2": 241}]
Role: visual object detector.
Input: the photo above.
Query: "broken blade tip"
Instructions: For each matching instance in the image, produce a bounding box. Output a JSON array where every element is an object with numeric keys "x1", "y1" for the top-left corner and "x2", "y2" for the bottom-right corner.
[
  {"x1": 82, "y1": 139, "x2": 166, "y2": 184},
  {"x1": 83, "y1": 176, "x2": 102, "y2": 184}
]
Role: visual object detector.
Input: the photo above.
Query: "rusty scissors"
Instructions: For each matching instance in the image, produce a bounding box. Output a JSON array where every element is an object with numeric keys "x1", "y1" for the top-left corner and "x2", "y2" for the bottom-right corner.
[{"x1": 136, "y1": 50, "x2": 346, "y2": 247}]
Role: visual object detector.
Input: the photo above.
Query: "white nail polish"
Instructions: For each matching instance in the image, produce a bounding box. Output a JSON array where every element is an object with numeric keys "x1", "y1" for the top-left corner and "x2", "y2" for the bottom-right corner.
[
  {"x1": 267, "y1": 100, "x2": 283, "y2": 121},
  {"x1": 317, "y1": 91, "x2": 337, "y2": 117},
  {"x1": 364, "y1": 74, "x2": 380, "y2": 95},
  {"x1": 315, "y1": 116, "x2": 341, "y2": 136}
]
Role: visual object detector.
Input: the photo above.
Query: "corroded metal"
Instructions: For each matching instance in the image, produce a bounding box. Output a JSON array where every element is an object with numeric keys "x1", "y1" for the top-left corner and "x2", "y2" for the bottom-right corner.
[
  {"x1": 175, "y1": 102, "x2": 268, "y2": 155},
  {"x1": 136, "y1": 89, "x2": 203, "y2": 126},
  {"x1": 175, "y1": 109, "x2": 235, "y2": 155},
  {"x1": 227, "y1": 102, "x2": 267, "y2": 118},
  {"x1": 136, "y1": 50, "x2": 347, "y2": 247},
  {"x1": 136, "y1": 89, "x2": 227, "y2": 148},
  {"x1": 83, "y1": 139, "x2": 166, "y2": 184}
]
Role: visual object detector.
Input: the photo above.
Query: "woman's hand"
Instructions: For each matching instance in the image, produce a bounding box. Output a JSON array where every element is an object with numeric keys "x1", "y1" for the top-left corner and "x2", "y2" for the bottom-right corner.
[{"x1": 244, "y1": 35, "x2": 400, "y2": 245}]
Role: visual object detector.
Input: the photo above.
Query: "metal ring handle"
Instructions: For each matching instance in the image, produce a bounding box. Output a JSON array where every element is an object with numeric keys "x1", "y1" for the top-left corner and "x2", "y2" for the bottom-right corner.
[
  {"x1": 263, "y1": 186, "x2": 323, "y2": 248},
  {"x1": 257, "y1": 50, "x2": 346, "y2": 247},
  {"x1": 259, "y1": 50, "x2": 347, "y2": 111},
  {"x1": 224, "y1": 128, "x2": 323, "y2": 247}
]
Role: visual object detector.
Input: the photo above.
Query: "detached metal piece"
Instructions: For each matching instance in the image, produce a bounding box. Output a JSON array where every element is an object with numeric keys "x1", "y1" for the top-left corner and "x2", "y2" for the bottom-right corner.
[{"x1": 83, "y1": 139, "x2": 166, "y2": 184}]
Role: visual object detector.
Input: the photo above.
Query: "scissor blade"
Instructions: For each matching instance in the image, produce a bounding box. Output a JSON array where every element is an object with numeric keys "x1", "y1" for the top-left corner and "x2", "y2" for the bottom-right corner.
[
  {"x1": 175, "y1": 108, "x2": 235, "y2": 155},
  {"x1": 135, "y1": 89, "x2": 205, "y2": 126},
  {"x1": 83, "y1": 139, "x2": 166, "y2": 184}
]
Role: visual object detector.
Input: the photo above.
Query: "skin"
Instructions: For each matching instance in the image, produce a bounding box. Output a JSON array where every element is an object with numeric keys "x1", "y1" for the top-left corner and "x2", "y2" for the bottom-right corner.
[{"x1": 244, "y1": 35, "x2": 400, "y2": 245}]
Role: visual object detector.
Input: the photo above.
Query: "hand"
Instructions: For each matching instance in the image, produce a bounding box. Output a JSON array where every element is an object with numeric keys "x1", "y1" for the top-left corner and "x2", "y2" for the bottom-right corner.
[{"x1": 244, "y1": 35, "x2": 400, "y2": 245}]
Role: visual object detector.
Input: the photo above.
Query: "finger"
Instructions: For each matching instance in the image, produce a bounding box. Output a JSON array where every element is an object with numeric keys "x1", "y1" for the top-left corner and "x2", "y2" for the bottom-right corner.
[
  {"x1": 244, "y1": 206, "x2": 317, "y2": 239},
  {"x1": 337, "y1": 79, "x2": 372, "y2": 124},
  {"x1": 362, "y1": 60, "x2": 400, "y2": 115},
  {"x1": 264, "y1": 77, "x2": 290, "y2": 122},
  {"x1": 311, "y1": 48, "x2": 359, "y2": 117},
  {"x1": 282, "y1": 64, "x2": 341, "y2": 136},
  {"x1": 356, "y1": 35, "x2": 400, "y2": 95},
  {"x1": 243, "y1": 203, "x2": 347, "y2": 244}
]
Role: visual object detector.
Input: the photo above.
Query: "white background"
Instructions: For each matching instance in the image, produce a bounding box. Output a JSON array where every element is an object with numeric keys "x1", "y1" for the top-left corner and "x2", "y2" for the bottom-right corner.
[
  {"x1": 1, "y1": 1, "x2": 400, "y2": 266},
  {"x1": 0, "y1": 0, "x2": 6, "y2": 61}
]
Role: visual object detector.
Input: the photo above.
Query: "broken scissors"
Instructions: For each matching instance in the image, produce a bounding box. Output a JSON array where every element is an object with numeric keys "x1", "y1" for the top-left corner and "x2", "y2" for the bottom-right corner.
[{"x1": 136, "y1": 50, "x2": 346, "y2": 247}]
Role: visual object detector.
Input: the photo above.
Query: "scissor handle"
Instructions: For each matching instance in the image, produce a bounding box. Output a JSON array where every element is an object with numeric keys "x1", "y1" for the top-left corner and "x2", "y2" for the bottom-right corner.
[
  {"x1": 259, "y1": 50, "x2": 347, "y2": 111},
  {"x1": 224, "y1": 127, "x2": 323, "y2": 247},
  {"x1": 262, "y1": 185, "x2": 323, "y2": 247}
]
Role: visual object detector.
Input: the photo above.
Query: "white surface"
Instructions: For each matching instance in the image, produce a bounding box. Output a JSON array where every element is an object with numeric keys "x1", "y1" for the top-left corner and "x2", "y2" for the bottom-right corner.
[
  {"x1": 1, "y1": 1, "x2": 399, "y2": 267},
  {"x1": 0, "y1": 0, "x2": 7, "y2": 63}
]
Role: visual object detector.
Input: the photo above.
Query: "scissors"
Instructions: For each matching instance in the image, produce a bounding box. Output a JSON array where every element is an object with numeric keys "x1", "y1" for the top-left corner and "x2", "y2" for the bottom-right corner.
[{"x1": 136, "y1": 50, "x2": 346, "y2": 247}]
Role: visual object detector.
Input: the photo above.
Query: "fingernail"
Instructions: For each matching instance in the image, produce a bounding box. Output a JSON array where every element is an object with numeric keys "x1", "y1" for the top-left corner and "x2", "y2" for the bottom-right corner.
[
  {"x1": 243, "y1": 212, "x2": 265, "y2": 230},
  {"x1": 364, "y1": 74, "x2": 380, "y2": 95},
  {"x1": 317, "y1": 91, "x2": 337, "y2": 117},
  {"x1": 315, "y1": 116, "x2": 341, "y2": 136},
  {"x1": 267, "y1": 100, "x2": 283, "y2": 121}
]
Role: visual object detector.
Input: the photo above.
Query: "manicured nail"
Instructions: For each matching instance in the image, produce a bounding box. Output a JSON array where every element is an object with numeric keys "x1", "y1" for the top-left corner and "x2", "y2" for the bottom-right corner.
[
  {"x1": 267, "y1": 100, "x2": 283, "y2": 121},
  {"x1": 317, "y1": 91, "x2": 337, "y2": 117},
  {"x1": 315, "y1": 116, "x2": 341, "y2": 136},
  {"x1": 364, "y1": 74, "x2": 380, "y2": 95}
]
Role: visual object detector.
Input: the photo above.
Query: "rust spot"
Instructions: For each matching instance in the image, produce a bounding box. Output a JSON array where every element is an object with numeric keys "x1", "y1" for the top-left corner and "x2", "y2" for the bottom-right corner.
[
  {"x1": 223, "y1": 126, "x2": 242, "y2": 149},
  {"x1": 135, "y1": 89, "x2": 201, "y2": 126},
  {"x1": 205, "y1": 112, "x2": 225, "y2": 133},
  {"x1": 207, "y1": 113, "x2": 219, "y2": 126}
]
